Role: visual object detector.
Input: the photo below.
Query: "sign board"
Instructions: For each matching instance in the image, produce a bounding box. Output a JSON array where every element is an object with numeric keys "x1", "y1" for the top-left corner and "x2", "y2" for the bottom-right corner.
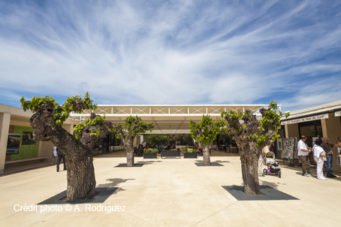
[
  {"x1": 281, "y1": 113, "x2": 328, "y2": 125},
  {"x1": 335, "y1": 111, "x2": 341, "y2": 117},
  {"x1": 281, "y1": 137, "x2": 297, "y2": 159}
]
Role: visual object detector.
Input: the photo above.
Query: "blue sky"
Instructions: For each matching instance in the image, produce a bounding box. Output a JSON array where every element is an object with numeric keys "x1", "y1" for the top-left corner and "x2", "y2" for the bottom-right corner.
[{"x1": 0, "y1": 0, "x2": 340, "y2": 110}]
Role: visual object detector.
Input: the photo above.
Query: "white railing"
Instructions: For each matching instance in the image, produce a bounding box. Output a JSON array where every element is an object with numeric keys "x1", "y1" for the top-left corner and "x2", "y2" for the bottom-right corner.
[{"x1": 70, "y1": 104, "x2": 267, "y2": 119}]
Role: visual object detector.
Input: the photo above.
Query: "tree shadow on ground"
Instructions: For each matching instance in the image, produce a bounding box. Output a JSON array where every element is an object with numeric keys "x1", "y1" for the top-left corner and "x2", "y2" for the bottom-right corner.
[
  {"x1": 38, "y1": 178, "x2": 134, "y2": 205},
  {"x1": 214, "y1": 160, "x2": 230, "y2": 164},
  {"x1": 114, "y1": 161, "x2": 161, "y2": 167},
  {"x1": 295, "y1": 172, "x2": 317, "y2": 178},
  {"x1": 222, "y1": 185, "x2": 299, "y2": 201},
  {"x1": 97, "y1": 178, "x2": 135, "y2": 188},
  {"x1": 260, "y1": 180, "x2": 279, "y2": 189},
  {"x1": 138, "y1": 160, "x2": 162, "y2": 165},
  {"x1": 195, "y1": 161, "x2": 224, "y2": 166},
  {"x1": 115, "y1": 163, "x2": 144, "y2": 167}
]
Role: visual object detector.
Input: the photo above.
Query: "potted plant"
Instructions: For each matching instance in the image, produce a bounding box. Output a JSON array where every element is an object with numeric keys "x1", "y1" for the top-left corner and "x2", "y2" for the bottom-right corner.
[
  {"x1": 160, "y1": 148, "x2": 181, "y2": 158},
  {"x1": 184, "y1": 147, "x2": 197, "y2": 158},
  {"x1": 143, "y1": 148, "x2": 158, "y2": 159}
]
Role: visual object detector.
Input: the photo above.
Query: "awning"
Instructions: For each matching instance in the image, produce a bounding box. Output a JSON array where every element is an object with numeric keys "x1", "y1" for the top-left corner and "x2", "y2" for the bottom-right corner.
[
  {"x1": 281, "y1": 113, "x2": 329, "y2": 125},
  {"x1": 335, "y1": 111, "x2": 341, "y2": 117}
]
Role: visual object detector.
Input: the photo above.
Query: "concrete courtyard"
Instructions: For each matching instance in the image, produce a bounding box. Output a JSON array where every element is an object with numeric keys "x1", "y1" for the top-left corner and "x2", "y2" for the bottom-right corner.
[{"x1": 0, "y1": 154, "x2": 340, "y2": 227}]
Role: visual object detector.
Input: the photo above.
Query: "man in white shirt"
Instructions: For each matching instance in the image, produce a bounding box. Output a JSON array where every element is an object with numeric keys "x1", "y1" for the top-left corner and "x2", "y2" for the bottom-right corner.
[{"x1": 297, "y1": 135, "x2": 312, "y2": 176}]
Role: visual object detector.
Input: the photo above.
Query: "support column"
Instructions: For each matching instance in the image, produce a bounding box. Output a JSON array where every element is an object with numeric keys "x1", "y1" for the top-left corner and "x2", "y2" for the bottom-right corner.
[
  {"x1": 0, "y1": 113, "x2": 11, "y2": 175},
  {"x1": 321, "y1": 119, "x2": 328, "y2": 138},
  {"x1": 323, "y1": 114, "x2": 341, "y2": 172},
  {"x1": 140, "y1": 135, "x2": 144, "y2": 144},
  {"x1": 284, "y1": 124, "x2": 289, "y2": 138}
]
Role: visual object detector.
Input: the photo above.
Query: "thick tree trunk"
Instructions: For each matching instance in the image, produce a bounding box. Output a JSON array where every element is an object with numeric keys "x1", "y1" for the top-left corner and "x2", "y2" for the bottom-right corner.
[
  {"x1": 65, "y1": 155, "x2": 96, "y2": 201},
  {"x1": 203, "y1": 145, "x2": 211, "y2": 166},
  {"x1": 126, "y1": 146, "x2": 135, "y2": 167},
  {"x1": 240, "y1": 154, "x2": 260, "y2": 195},
  {"x1": 51, "y1": 133, "x2": 97, "y2": 201},
  {"x1": 239, "y1": 143, "x2": 260, "y2": 195},
  {"x1": 125, "y1": 137, "x2": 135, "y2": 167},
  {"x1": 29, "y1": 108, "x2": 99, "y2": 201}
]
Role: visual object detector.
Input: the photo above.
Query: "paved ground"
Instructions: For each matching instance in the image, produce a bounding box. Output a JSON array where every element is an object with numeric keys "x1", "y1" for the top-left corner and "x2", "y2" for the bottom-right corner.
[{"x1": 0, "y1": 154, "x2": 341, "y2": 227}]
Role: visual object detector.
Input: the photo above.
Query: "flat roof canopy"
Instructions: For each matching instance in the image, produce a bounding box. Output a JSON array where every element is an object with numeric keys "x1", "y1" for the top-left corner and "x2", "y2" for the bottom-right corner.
[
  {"x1": 70, "y1": 104, "x2": 267, "y2": 134},
  {"x1": 281, "y1": 100, "x2": 341, "y2": 125}
]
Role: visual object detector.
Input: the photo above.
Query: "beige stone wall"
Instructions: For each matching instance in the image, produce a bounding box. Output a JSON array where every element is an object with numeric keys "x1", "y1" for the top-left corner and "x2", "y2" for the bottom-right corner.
[
  {"x1": 285, "y1": 123, "x2": 299, "y2": 138},
  {"x1": 0, "y1": 113, "x2": 11, "y2": 174},
  {"x1": 322, "y1": 114, "x2": 341, "y2": 172},
  {"x1": 322, "y1": 114, "x2": 341, "y2": 143},
  {"x1": 63, "y1": 124, "x2": 73, "y2": 134},
  {"x1": 38, "y1": 123, "x2": 73, "y2": 162},
  {"x1": 38, "y1": 141, "x2": 54, "y2": 161}
]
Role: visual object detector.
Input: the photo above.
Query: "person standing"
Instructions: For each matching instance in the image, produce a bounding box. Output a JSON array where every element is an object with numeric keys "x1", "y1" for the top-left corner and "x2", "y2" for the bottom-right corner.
[
  {"x1": 259, "y1": 144, "x2": 270, "y2": 175},
  {"x1": 53, "y1": 146, "x2": 58, "y2": 160},
  {"x1": 297, "y1": 135, "x2": 312, "y2": 176},
  {"x1": 313, "y1": 138, "x2": 327, "y2": 180},
  {"x1": 337, "y1": 138, "x2": 341, "y2": 167},
  {"x1": 54, "y1": 146, "x2": 66, "y2": 172},
  {"x1": 321, "y1": 138, "x2": 336, "y2": 178}
]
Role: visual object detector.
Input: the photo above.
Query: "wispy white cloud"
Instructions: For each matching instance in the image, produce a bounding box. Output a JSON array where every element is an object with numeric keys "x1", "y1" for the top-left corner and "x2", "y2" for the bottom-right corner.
[
  {"x1": 0, "y1": 0, "x2": 340, "y2": 110},
  {"x1": 281, "y1": 76, "x2": 341, "y2": 109}
]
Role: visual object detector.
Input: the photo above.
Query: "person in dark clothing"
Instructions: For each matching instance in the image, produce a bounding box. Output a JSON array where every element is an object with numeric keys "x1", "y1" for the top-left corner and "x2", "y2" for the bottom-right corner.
[
  {"x1": 138, "y1": 144, "x2": 144, "y2": 156},
  {"x1": 55, "y1": 147, "x2": 66, "y2": 172},
  {"x1": 322, "y1": 138, "x2": 336, "y2": 178}
]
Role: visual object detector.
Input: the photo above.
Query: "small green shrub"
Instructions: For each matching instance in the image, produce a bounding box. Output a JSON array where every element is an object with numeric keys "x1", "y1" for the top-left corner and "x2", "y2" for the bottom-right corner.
[
  {"x1": 144, "y1": 148, "x2": 159, "y2": 153},
  {"x1": 186, "y1": 147, "x2": 195, "y2": 153}
]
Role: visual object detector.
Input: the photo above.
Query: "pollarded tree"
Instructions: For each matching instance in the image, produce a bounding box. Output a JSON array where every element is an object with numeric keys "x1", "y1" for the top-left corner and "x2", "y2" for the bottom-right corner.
[
  {"x1": 114, "y1": 116, "x2": 153, "y2": 167},
  {"x1": 20, "y1": 93, "x2": 113, "y2": 201},
  {"x1": 190, "y1": 115, "x2": 225, "y2": 166},
  {"x1": 74, "y1": 113, "x2": 114, "y2": 155},
  {"x1": 222, "y1": 101, "x2": 286, "y2": 195}
]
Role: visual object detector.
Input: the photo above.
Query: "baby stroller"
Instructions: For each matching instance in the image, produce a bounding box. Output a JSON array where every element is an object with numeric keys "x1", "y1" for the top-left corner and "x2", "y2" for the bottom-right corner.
[{"x1": 262, "y1": 152, "x2": 281, "y2": 178}]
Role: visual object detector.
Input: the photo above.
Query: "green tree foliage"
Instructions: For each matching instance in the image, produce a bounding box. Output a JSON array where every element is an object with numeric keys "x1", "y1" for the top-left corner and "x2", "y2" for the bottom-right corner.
[
  {"x1": 145, "y1": 135, "x2": 170, "y2": 147},
  {"x1": 114, "y1": 116, "x2": 154, "y2": 140},
  {"x1": 113, "y1": 116, "x2": 153, "y2": 167},
  {"x1": 145, "y1": 134, "x2": 194, "y2": 147},
  {"x1": 20, "y1": 92, "x2": 96, "y2": 126},
  {"x1": 73, "y1": 115, "x2": 113, "y2": 140},
  {"x1": 221, "y1": 101, "x2": 285, "y2": 148},
  {"x1": 189, "y1": 115, "x2": 225, "y2": 145}
]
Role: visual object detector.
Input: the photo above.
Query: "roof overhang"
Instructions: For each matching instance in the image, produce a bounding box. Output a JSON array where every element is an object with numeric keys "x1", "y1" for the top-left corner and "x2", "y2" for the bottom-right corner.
[
  {"x1": 69, "y1": 104, "x2": 268, "y2": 131},
  {"x1": 0, "y1": 104, "x2": 74, "y2": 125},
  {"x1": 335, "y1": 110, "x2": 341, "y2": 117},
  {"x1": 69, "y1": 104, "x2": 267, "y2": 121},
  {"x1": 281, "y1": 100, "x2": 341, "y2": 125}
]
